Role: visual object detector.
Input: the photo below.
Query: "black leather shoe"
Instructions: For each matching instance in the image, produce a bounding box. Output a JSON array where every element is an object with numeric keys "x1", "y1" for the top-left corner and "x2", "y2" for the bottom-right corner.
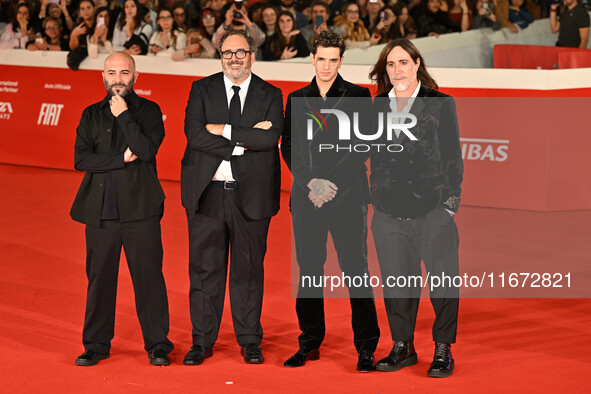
[
  {"x1": 149, "y1": 349, "x2": 170, "y2": 366},
  {"x1": 283, "y1": 347, "x2": 320, "y2": 367},
  {"x1": 241, "y1": 343, "x2": 264, "y2": 364},
  {"x1": 183, "y1": 345, "x2": 213, "y2": 365},
  {"x1": 376, "y1": 341, "x2": 417, "y2": 372},
  {"x1": 427, "y1": 342, "x2": 454, "y2": 378},
  {"x1": 75, "y1": 350, "x2": 110, "y2": 366},
  {"x1": 356, "y1": 350, "x2": 376, "y2": 372}
]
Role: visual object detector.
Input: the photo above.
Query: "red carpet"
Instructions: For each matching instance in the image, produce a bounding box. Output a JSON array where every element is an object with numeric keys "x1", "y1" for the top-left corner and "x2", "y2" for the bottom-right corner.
[{"x1": 1, "y1": 164, "x2": 589, "y2": 392}]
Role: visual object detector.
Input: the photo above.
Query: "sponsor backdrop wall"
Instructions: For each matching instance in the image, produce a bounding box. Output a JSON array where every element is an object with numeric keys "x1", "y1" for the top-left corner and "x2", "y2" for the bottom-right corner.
[{"x1": 1, "y1": 51, "x2": 590, "y2": 211}]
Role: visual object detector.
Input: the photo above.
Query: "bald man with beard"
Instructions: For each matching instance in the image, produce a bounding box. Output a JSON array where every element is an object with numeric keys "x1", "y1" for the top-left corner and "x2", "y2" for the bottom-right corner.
[{"x1": 71, "y1": 51, "x2": 174, "y2": 367}]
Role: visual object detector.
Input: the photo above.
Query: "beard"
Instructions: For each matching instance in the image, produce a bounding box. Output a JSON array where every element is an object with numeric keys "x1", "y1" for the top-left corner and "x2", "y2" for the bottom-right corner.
[
  {"x1": 104, "y1": 78, "x2": 135, "y2": 97},
  {"x1": 391, "y1": 76, "x2": 415, "y2": 93},
  {"x1": 222, "y1": 58, "x2": 252, "y2": 83},
  {"x1": 281, "y1": 0, "x2": 294, "y2": 7}
]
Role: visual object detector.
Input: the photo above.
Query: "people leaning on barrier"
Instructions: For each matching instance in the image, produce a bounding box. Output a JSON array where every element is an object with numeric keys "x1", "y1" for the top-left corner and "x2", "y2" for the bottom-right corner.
[
  {"x1": 27, "y1": 16, "x2": 69, "y2": 51},
  {"x1": 1, "y1": 3, "x2": 40, "y2": 49},
  {"x1": 87, "y1": 6, "x2": 114, "y2": 58},
  {"x1": 262, "y1": 10, "x2": 310, "y2": 60},
  {"x1": 112, "y1": 0, "x2": 153, "y2": 55},
  {"x1": 149, "y1": 7, "x2": 186, "y2": 56},
  {"x1": 69, "y1": 0, "x2": 94, "y2": 51}
]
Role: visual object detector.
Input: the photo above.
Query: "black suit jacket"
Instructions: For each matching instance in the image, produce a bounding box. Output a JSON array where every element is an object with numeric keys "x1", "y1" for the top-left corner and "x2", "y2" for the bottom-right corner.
[
  {"x1": 370, "y1": 86, "x2": 463, "y2": 218},
  {"x1": 281, "y1": 74, "x2": 371, "y2": 209},
  {"x1": 181, "y1": 72, "x2": 284, "y2": 220}
]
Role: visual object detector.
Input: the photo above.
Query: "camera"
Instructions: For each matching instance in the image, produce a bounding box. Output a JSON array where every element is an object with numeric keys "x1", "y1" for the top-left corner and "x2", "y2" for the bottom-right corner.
[{"x1": 482, "y1": 2, "x2": 492, "y2": 16}]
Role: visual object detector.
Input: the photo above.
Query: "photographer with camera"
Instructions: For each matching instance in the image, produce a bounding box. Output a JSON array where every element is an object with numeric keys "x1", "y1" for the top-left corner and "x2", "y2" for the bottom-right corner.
[
  {"x1": 550, "y1": 0, "x2": 590, "y2": 48},
  {"x1": 472, "y1": 0, "x2": 501, "y2": 30},
  {"x1": 211, "y1": 0, "x2": 265, "y2": 51}
]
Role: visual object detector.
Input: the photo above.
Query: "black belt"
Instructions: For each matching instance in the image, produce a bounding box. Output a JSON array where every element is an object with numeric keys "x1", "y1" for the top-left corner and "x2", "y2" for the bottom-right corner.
[{"x1": 210, "y1": 180, "x2": 240, "y2": 190}]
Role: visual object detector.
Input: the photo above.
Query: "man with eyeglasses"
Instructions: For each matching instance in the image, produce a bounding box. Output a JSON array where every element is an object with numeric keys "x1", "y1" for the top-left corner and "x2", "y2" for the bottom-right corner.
[
  {"x1": 181, "y1": 29, "x2": 284, "y2": 366},
  {"x1": 281, "y1": 30, "x2": 380, "y2": 372}
]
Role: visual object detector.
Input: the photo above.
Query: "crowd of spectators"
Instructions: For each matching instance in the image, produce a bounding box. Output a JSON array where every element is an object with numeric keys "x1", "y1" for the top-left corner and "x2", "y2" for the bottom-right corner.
[{"x1": 1, "y1": 0, "x2": 589, "y2": 66}]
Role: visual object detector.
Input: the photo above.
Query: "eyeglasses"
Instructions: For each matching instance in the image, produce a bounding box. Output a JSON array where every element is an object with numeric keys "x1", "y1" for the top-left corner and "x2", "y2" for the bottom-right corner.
[
  {"x1": 202, "y1": 13, "x2": 214, "y2": 19},
  {"x1": 159, "y1": 15, "x2": 172, "y2": 20},
  {"x1": 45, "y1": 25, "x2": 59, "y2": 30},
  {"x1": 173, "y1": 12, "x2": 185, "y2": 17},
  {"x1": 219, "y1": 49, "x2": 252, "y2": 59}
]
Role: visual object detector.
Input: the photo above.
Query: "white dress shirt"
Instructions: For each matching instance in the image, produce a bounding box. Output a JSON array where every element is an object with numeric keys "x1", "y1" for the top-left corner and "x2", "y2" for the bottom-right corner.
[
  {"x1": 212, "y1": 74, "x2": 252, "y2": 181},
  {"x1": 388, "y1": 81, "x2": 421, "y2": 139}
]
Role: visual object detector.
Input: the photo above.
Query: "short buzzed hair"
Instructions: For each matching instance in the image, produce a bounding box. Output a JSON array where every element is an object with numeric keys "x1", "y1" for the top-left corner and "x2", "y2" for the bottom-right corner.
[{"x1": 312, "y1": 30, "x2": 346, "y2": 57}]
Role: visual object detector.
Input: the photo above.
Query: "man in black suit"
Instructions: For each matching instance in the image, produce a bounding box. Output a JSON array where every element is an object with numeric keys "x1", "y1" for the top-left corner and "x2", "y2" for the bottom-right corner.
[
  {"x1": 71, "y1": 51, "x2": 173, "y2": 367},
  {"x1": 281, "y1": 31, "x2": 380, "y2": 372},
  {"x1": 368, "y1": 38, "x2": 463, "y2": 378},
  {"x1": 181, "y1": 29, "x2": 284, "y2": 365}
]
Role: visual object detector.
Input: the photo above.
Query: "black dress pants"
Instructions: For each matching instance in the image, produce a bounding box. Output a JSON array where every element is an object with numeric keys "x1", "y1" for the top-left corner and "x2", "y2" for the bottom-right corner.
[
  {"x1": 187, "y1": 184, "x2": 271, "y2": 348},
  {"x1": 83, "y1": 215, "x2": 173, "y2": 354},
  {"x1": 371, "y1": 206, "x2": 460, "y2": 344},
  {"x1": 292, "y1": 203, "x2": 380, "y2": 353}
]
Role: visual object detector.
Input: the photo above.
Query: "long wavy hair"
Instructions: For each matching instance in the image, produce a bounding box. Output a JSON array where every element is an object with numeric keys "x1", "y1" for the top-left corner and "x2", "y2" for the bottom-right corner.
[
  {"x1": 89, "y1": 7, "x2": 113, "y2": 40},
  {"x1": 268, "y1": 11, "x2": 296, "y2": 58},
  {"x1": 11, "y1": 3, "x2": 32, "y2": 33},
  {"x1": 117, "y1": 0, "x2": 143, "y2": 31},
  {"x1": 155, "y1": 7, "x2": 180, "y2": 48},
  {"x1": 369, "y1": 38, "x2": 438, "y2": 96}
]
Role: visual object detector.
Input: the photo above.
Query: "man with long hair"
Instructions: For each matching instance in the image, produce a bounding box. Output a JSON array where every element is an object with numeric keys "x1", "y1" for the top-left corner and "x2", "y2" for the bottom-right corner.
[{"x1": 368, "y1": 38, "x2": 463, "y2": 378}]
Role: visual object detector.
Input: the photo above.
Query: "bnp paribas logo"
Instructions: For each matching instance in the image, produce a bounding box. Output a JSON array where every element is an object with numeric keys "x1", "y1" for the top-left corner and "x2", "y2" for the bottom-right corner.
[{"x1": 305, "y1": 107, "x2": 418, "y2": 153}]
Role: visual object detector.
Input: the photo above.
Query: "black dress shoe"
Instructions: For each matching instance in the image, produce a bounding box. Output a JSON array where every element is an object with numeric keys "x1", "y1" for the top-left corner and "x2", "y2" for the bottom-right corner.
[
  {"x1": 356, "y1": 350, "x2": 376, "y2": 372},
  {"x1": 241, "y1": 343, "x2": 264, "y2": 364},
  {"x1": 376, "y1": 340, "x2": 417, "y2": 372},
  {"x1": 183, "y1": 345, "x2": 213, "y2": 365},
  {"x1": 283, "y1": 347, "x2": 320, "y2": 367},
  {"x1": 75, "y1": 350, "x2": 110, "y2": 366},
  {"x1": 427, "y1": 342, "x2": 454, "y2": 378},
  {"x1": 149, "y1": 349, "x2": 171, "y2": 366}
]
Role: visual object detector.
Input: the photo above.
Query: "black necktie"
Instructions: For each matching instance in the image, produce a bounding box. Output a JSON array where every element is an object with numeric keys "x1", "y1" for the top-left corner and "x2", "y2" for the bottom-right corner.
[{"x1": 229, "y1": 85, "x2": 241, "y2": 125}]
